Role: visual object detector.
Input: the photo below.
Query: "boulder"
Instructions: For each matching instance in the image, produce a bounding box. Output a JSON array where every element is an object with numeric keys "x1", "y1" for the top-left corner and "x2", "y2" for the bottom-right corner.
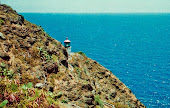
[
  {"x1": 0, "y1": 50, "x2": 10, "y2": 61},
  {"x1": 67, "y1": 92, "x2": 80, "y2": 101},
  {"x1": 44, "y1": 62, "x2": 59, "y2": 74},
  {"x1": 82, "y1": 84, "x2": 93, "y2": 91},
  {"x1": 61, "y1": 60, "x2": 68, "y2": 67}
]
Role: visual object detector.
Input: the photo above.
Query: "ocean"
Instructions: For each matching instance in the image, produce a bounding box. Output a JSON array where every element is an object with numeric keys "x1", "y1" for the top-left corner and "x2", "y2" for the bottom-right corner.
[{"x1": 21, "y1": 13, "x2": 170, "y2": 108}]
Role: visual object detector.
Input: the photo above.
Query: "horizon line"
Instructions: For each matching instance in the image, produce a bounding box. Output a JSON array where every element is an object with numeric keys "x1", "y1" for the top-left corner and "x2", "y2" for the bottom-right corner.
[{"x1": 19, "y1": 12, "x2": 170, "y2": 14}]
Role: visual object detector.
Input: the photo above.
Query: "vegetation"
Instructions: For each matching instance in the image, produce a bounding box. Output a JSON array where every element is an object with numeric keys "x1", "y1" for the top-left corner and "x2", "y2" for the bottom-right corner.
[
  {"x1": 94, "y1": 95, "x2": 104, "y2": 108},
  {"x1": 0, "y1": 75, "x2": 62, "y2": 107},
  {"x1": 0, "y1": 100, "x2": 8, "y2": 107},
  {"x1": 0, "y1": 18, "x2": 4, "y2": 26},
  {"x1": 112, "y1": 102, "x2": 130, "y2": 108},
  {"x1": 77, "y1": 51, "x2": 85, "y2": 56},
  {"x1": 0, "y1": 63, "x2": 14, "y2": 78},
  {"x1": 38, "y1": 47, "x2": 53, "y2": 62},
  {"x1": 76, "y1": 67, "x2": 82, "y2": 78}
]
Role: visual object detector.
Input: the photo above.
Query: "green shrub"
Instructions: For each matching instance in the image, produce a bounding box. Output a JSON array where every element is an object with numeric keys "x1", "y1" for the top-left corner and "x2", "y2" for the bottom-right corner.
[
  {"x1": 21, "y1": 82, "x2": 33, "y2": 90},
  {"x1": 11, "y1": 83, "x2": 19, "y2": 92},
  {"x1": 61, "y1": 99, "x2": 68, "y2": 103},
  {"x1": 0, "y1": 63, "x2": 14, "y2": 78},
  {"x1": 0, "y1": 19, "x2": 5, "y2": 26},
  {"x1": 77, "y1": 51, "x2": 85, "y2": 56},
  {"x1": 94, "y1": 95, "x2": 104, "y2": 108},
  {"x1": 0, "y1": 100, "x2": 8, "y2": 107},
  {"x1": 38, "y1": 47, "x2": 52, "y2": 62}
]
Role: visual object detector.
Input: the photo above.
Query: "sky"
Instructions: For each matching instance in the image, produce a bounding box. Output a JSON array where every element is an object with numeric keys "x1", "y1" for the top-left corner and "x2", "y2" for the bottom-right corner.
[{"x1": 2, "y1": 0, "x2": 170, "y2": 13}]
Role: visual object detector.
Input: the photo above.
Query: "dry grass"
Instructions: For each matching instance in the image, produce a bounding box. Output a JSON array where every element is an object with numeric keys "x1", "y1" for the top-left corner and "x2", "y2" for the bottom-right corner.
[{"x1": 21, "y1": 72, "x2": 39, "y2": 85}]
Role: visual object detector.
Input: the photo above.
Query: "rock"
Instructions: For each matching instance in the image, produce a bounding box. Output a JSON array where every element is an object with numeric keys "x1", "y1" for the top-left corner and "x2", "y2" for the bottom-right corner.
[
  {"x1": 84, "y1": 92, "x2": 94, "y2": 99},
  {"x1": 44, "y1": 62, "x2": 59, "y2": 74},
  {"x1": 82, "y1": 84, "x2": 93, "y2": 91},
  {"x1": 3, "y1": 42, "x2": 12, "y2": 52},
  {"x1": 60, "y1": 56, "x2": 68, "y2": 67},
  {"x1": 47, "y1": 48, "x2": 57, "y2": 55},
  {"x1": 35, "y1": 83, "x2": 44, "y2": 89},
  {"x1": 15, "y1": 29, "x2": 29, "y2": 38},
  {"x1": 18, "y1": 15, "x2": 24, "y2": 24},
  {"x1": 45, "y1": 40, "x2": 49, "y2": 46},
  {"x1": 84, "y1": 97, "x2": 94, "y2": 105},
  {"x1": 1, "y1": 26, "x2": 12, "y2": 35},
  {"x1": 61, "y1": 60, "x2": 68, "y2": 67},
  {"x1": 97, "y1": 75, "x2": 104, "y2": 79},
  {"x1": 27, "y1": 38, "x2": 36, "y2": 45},
  {"x1": 0, "y1": 32, "x2": 6, "y2": 40},
  {"x1": 110, "y1": 91, "x2": 117, "y2": 99},
  {"x1": 71, "y1": 61, "x2": 79, "y2": 67},
  {"x1": 30, "y1": 26, "x2": 41, "y2": 33},
  {"x1": 20, "y1": 44, "x2": 30, "y2": 50},
  {"x1": 0, "y1": 50, "x2": 10, "y2": 61},
  {"x1": 10, "y1": 15, "x2": 24, "y2": 25},
  {"x1": 121, "y1": 90, "x2": 126, "y2": 93},
  {"x1": 49, "y1": 86, "x2": 54, "y2": 92},
  {"x1": 62, "y1": 48, "x2": 68, "y2": 58},
  {"x1": 0, "y1": 15, "x2": 6, "y2": 20},
  {"x1": 67, "y1": 92, "x2": 80, "y2": 101},
  {"x1": 98, "y1": 71, "x2": 105, "y2": 75}
]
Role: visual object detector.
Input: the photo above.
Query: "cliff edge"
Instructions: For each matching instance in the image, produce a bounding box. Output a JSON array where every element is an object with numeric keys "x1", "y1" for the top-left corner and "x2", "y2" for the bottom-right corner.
[{"x1": 0, "y1": 4, "x2": 145, "y2": 108}]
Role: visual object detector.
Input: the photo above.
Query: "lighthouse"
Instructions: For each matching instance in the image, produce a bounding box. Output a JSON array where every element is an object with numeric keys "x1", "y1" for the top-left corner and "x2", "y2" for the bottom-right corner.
[{"x1": 64, "y1": 37, "x2": 71, "y2": 55}]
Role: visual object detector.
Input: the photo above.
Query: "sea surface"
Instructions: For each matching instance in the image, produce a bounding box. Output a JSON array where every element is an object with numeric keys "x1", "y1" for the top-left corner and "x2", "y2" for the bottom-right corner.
[{"x1": 21, "y1": 13, "x2": 170, "y2": 108}]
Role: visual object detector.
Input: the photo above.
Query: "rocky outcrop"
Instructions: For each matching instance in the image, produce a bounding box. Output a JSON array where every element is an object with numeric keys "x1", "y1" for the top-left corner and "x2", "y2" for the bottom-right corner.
[
  {"x1": 0, "y1": 4, "x2": 145, "y2": 108},
  {"x1": 0, "y1": 49, "x2": 10, "y2": 61}
]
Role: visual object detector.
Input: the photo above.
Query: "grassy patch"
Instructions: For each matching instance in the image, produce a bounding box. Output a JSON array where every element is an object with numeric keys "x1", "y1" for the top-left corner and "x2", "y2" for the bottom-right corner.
[
  {"x1": 77, "y1": 51, "x2": 85, "y2": 56},
  {"x1": 94, "y1": 95, "x2": 104, "y2": 108}
]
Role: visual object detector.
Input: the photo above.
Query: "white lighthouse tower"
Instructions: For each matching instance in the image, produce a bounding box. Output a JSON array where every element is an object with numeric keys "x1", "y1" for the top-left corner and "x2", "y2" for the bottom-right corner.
[{"x1": 64, "y1": 37, "x2": 71, "y2": 55}]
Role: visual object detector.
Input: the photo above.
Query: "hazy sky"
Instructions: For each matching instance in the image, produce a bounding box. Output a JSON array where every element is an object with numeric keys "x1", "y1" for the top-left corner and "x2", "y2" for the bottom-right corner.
[{"x1": 2, "y1": 0, "x2": 170, "y2": 13}]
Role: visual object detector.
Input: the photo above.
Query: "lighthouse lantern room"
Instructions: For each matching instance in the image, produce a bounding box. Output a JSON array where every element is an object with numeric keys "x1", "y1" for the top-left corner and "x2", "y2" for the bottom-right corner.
[{"x1": 64, "y1": 37, "x2": 71, "y2": 55}]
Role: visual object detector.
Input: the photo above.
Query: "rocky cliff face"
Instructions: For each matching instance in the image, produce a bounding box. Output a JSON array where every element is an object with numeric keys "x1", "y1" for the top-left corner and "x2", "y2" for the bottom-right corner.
[{"x1": 0, "y1": 4, "x2": 145, "y2": 108}]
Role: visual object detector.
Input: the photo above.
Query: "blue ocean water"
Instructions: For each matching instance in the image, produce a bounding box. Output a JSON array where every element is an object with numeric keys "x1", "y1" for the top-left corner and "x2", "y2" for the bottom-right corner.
[{"x1": 21, "y1": 13, "x2": 170, "y2": 108}]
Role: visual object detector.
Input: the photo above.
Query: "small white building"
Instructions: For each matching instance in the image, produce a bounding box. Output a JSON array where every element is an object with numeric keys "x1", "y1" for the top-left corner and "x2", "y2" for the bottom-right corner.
[{"x1": 64, "y1": 37, "x2": 71, "y2": 55}]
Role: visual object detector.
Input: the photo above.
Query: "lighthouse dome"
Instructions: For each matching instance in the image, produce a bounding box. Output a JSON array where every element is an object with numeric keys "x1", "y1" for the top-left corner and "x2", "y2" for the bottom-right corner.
[{"x1": 64, "y1": 37, "x2": 71, "y2": 43}]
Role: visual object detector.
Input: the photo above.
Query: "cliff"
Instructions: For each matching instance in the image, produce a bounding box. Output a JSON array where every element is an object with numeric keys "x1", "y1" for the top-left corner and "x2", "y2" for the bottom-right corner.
[{"x1": 0, "y1": 4, "x2": 145, "y2": 108}]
